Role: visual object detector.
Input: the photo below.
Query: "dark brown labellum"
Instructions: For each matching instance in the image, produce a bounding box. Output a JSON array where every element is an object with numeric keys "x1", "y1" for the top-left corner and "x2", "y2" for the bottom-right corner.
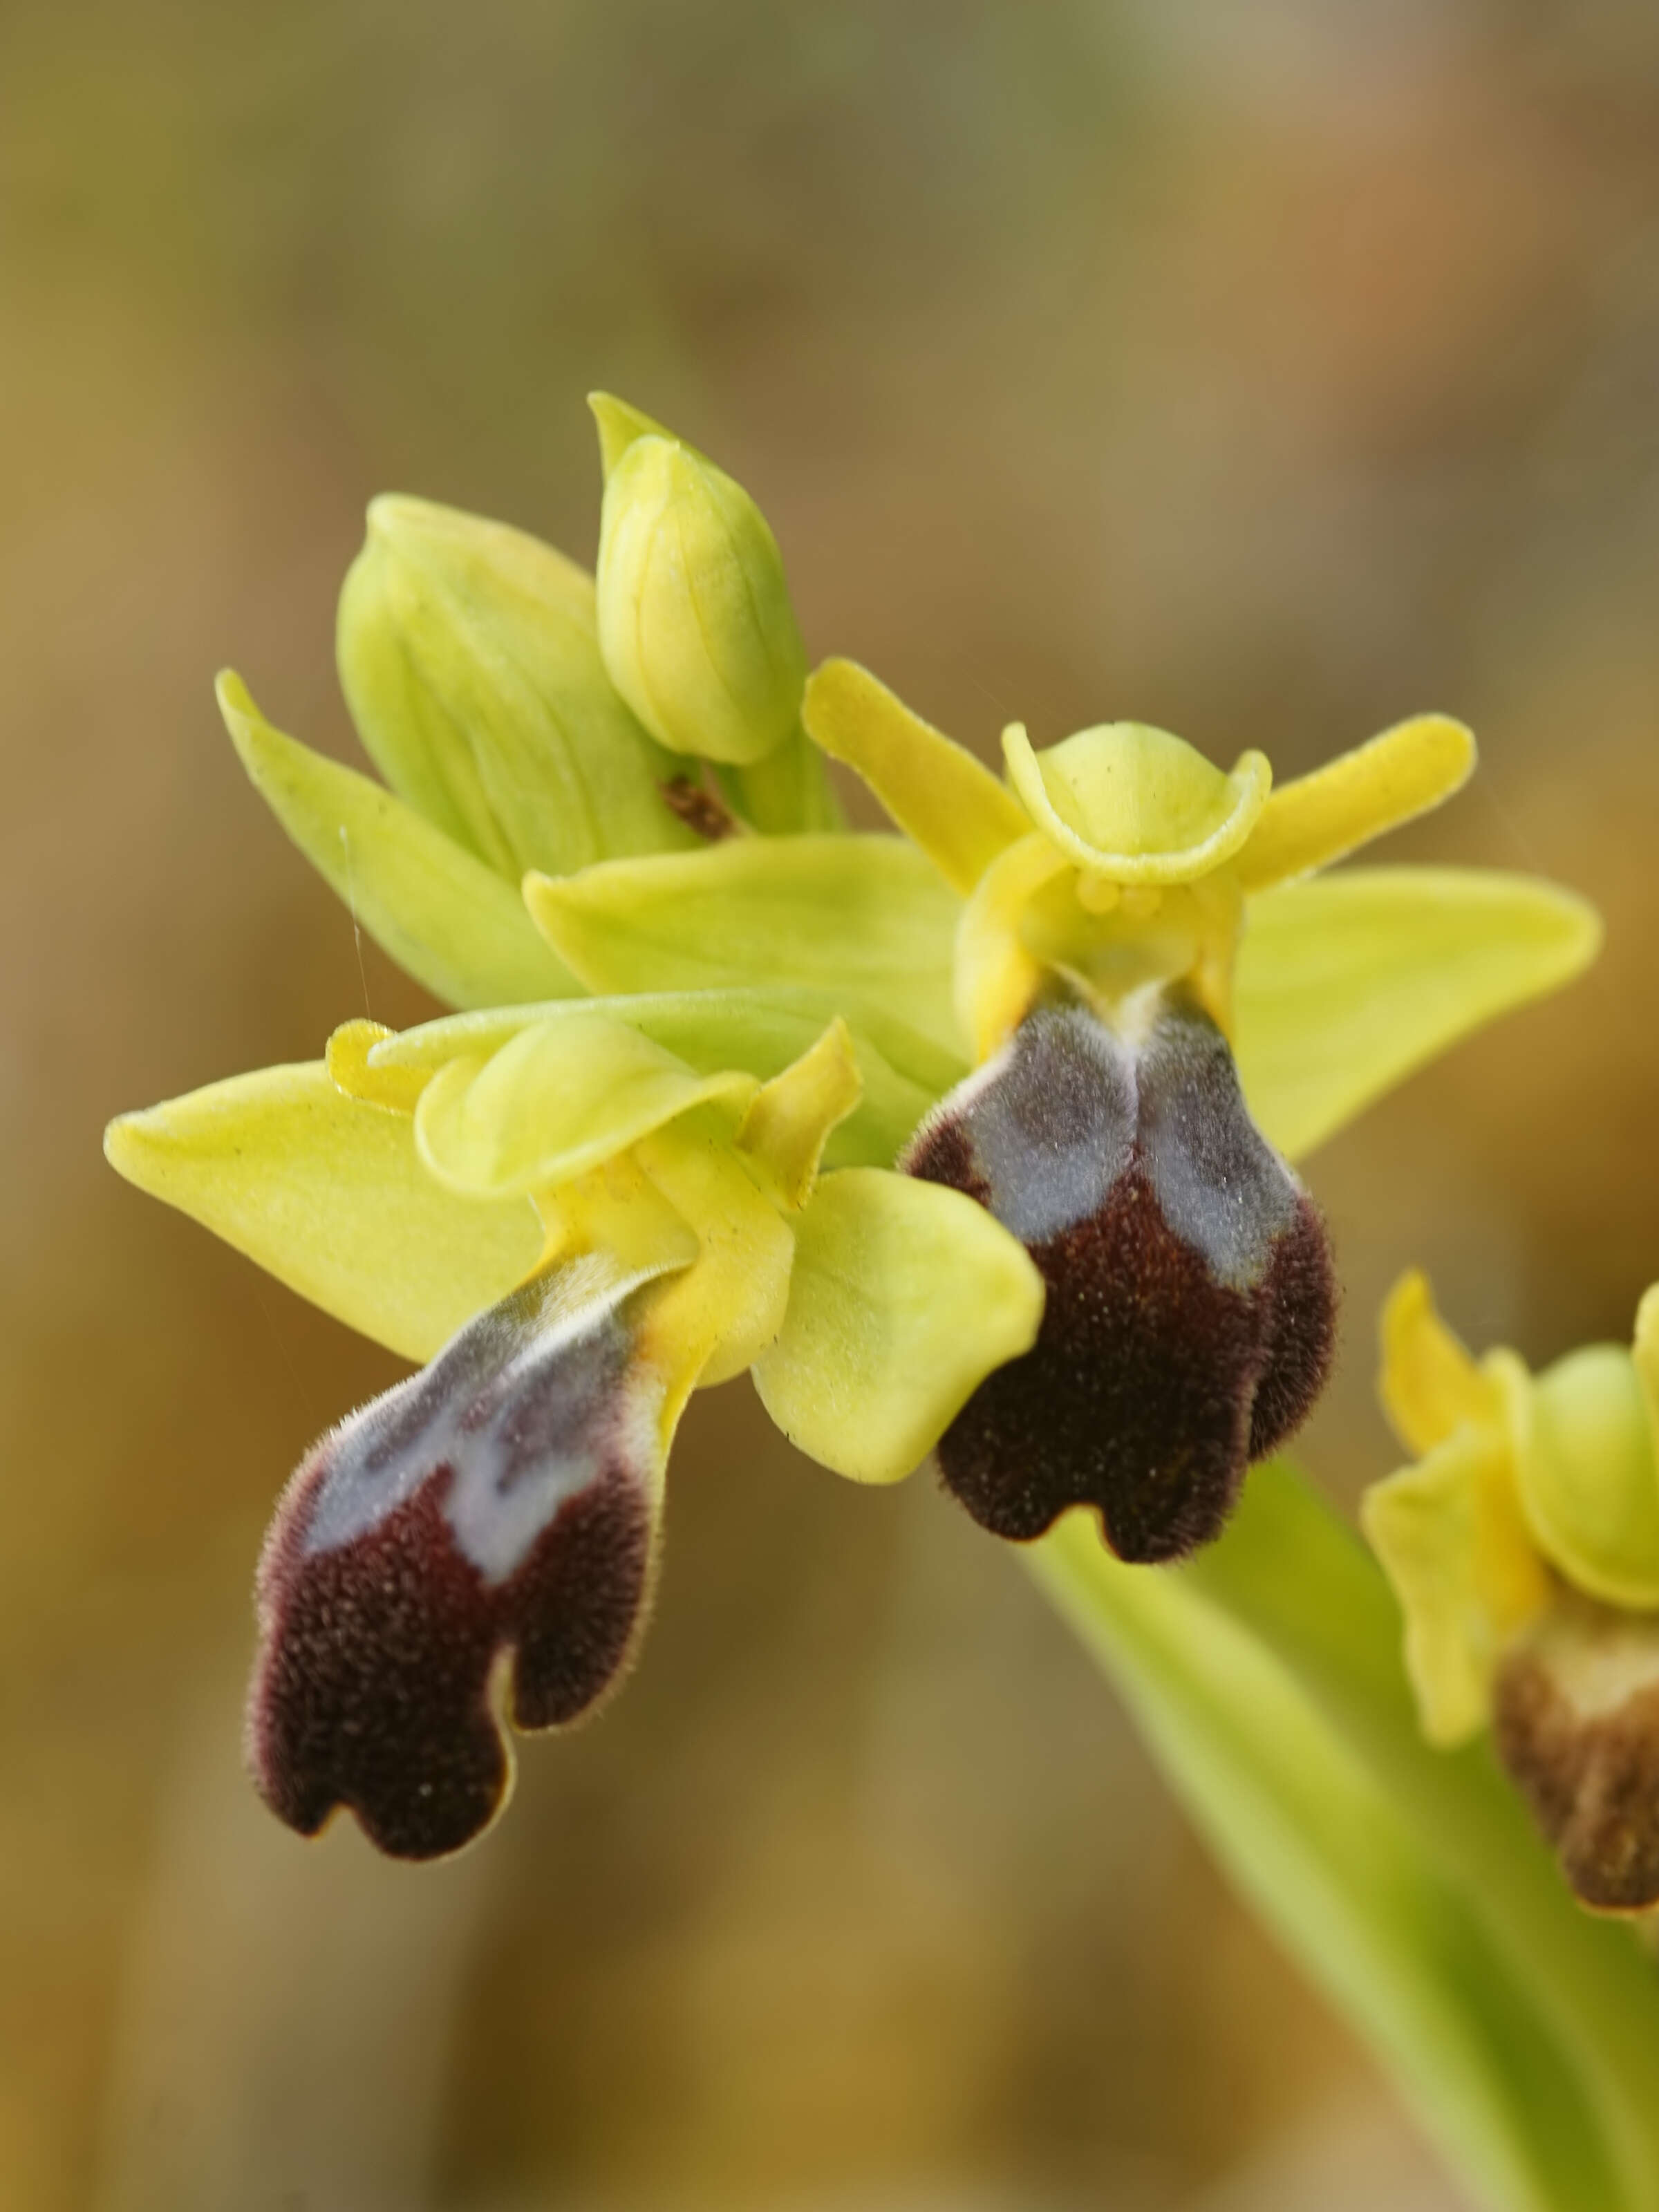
[
  {"x1": 247, "y1": 1266, "x2": 666, "y2": 1860},
  {"x1": 903, "y1": 996, "x2": 1335, "y2": 1563},
  {"x1": 1494, "y1": 1591, "x2": 1659, "y2": 1913}
]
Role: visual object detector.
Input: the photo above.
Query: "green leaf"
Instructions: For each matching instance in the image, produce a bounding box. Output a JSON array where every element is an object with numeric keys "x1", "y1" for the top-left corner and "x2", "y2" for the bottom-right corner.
[
  {"x1": 525, "y1": 836, "x2": 964, "y2": 1052},
  {"x1": 1178, "y1": 1459, "x2": 1659, "y2": 2211},
  {"x1": 1029, "y1": 1503, "x2": 1635, "y2": 2212},
  {"x1": 218, "y1": 672, "x2": 581, "y2": 1011},
  {"x1": 753, "y1": 1168, "x2": 1043, "y2": 1482},
  {"x1": 1233, "y1": 868, "x2": 1602, "y2": 1161},
  {"x1": 338, "y1": 496, "x2": 697, "y2": 877},
  {"x1": 368, "y1": 987, "x2": 965, "y2": 1170},
  {"x1": 104, "y1": 1063, "x2": 541, "y2": 1362}
]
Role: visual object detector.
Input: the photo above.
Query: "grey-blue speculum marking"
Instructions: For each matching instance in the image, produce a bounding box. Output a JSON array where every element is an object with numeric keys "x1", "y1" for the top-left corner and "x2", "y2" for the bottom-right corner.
[{"x1": 903, "y1": 995, "x2": 1337, "y2": 1564}]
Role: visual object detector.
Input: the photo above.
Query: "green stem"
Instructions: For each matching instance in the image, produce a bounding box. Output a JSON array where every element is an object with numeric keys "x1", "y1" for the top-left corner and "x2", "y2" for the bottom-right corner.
[
  {"x1": 716, "y1": 721, "x2": 844, "y2": 834},
  {"x1": 1183, "y1": 1461, "x2": 1659, "y2": 2200}
]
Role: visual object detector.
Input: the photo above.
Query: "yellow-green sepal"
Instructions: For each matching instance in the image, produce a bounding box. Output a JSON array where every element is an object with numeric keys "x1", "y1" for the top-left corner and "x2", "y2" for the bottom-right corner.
[
  {"x1": 1233, "y1": 867, "x2": 1602, "y2": 1162},
  {"x1": 1378, "y1": 1269, "x2": 1501, "y2": 1458},
  {"x1": 218, "y1": 672, "x2": 581, "y2": 1011},
  {"x1": 592, "y1": 395, "x2": 806, "y2": 767},
  {"x1": 1002, "y1": 720, "x2": 1271, "y2": 883},
  {"x1": 338, "y1": 496, "x2": 696, "y2": 875},
  {"x1": 524, "y1": 836, "x2": 964, "y2": 1052},
  {"x1": 1361, "y1": 1426, "x2": 1550, "y2": 1745},
  {"x1": 751, "y1": 1168, "x2": 1044, "y2": 1483},
  {"x1": 104, "y1": 1064, "x2": 542, "y2": 1362},
  {"x1": 413, "y1": 1013, "x2": 758, "y2": 1199},
  {"x1": 1498, "y1": 1344, "x2": 1659, "y2": 1611},
  {"x1": 368, "y1": 988, "x2": 966, "y2": 1170}
]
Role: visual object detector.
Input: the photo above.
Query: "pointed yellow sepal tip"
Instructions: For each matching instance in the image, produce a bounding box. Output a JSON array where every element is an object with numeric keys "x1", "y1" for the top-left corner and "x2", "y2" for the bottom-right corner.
[
  {"x1": 1002, "y1": 719, "x2": 1271, "y2": 883},
  {"x1": 738, "y1": 1018, "x2": 863, "y2": 1210},
  {"x1": 588, "y1": 391, "x2": 676, "y2": 480}
]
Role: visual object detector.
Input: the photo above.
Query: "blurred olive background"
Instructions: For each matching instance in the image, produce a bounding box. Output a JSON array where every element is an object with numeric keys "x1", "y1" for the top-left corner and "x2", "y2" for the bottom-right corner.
[{"x1": 8, "y1": 1, "x2": 1659, "y2": 2206}]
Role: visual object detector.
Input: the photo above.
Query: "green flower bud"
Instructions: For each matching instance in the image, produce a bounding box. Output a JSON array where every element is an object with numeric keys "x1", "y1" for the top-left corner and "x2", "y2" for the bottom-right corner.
[
  {"x1": 337, "y1": 495, "x2": 696, "y2": 881},
  {"x1": 591, "y1": 393, "x2": 807, "y2": 767}
]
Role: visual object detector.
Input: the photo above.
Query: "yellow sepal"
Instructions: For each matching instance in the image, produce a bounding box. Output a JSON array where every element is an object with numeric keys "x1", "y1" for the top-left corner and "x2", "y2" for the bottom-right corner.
[{"x1": 104, "y1": 1064, "x2": 541, "y2": 1362}]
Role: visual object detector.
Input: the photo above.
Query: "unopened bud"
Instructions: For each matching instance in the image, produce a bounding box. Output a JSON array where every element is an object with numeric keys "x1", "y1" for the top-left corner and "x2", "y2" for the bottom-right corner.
[
  {"x1": 338, "y1": 494, "x2": 693, "y2": 879},
  {"x1": 591, "y1": 393, "x2": 807, "y2": 767}
]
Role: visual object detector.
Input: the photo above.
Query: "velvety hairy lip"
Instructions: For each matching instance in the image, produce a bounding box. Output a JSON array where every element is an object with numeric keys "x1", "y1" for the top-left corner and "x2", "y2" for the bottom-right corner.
[
  {"x1": 903, "y1": 997, "x2": 1335, "y2": 1564},
  {"x1": 247, "y1": 1267, "x2": 664, "y2": 1860}
]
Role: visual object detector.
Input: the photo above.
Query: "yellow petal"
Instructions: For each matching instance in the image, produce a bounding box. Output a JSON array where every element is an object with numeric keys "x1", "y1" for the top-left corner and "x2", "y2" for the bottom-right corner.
[
  {"x1": 1378, "y1": 1270, "x2": 1499, "y2": 1458},
  {"x1": 1002, "y1": 720, "x2": 1271, "y2": 883},
  {"x1": 219, "y1": 672, "x2": 580, "y2": 1011},
  {"x1": 1237, "y1": 715, "x2": 1475, "y2": 894},
  {"x1": 1233, "y1": 868, "x2": 1602, "y2": 1161},
  {"x1": 414, "y1": 1013, "x2": 757, "y2": 1198},
  {"x1": 524, "y1": 836, "x2": 963, "y2": 1052},
  {"x1": 801, "y1": 659, "x2": 1028, "y2": 894},
  {"x1": 952, "y1": 832, "x2": 1070, "y2": 1060},
  {"x1": 736, "y1": 1019, "x2": 863, "y2": 1209},
  {"x1": 1499, "y1": 1345, "x2": 1659, "y2": 1610},
  {"x1": 751, "y1": 1168, "x2": 1044, "y2": 1483},
  {"x1": 1361, "y1": 1426, "x2": 1550, "y2": 1746},
  {"x1": 104, "y1": 1065, "x2": 541, "y2": 1361}
]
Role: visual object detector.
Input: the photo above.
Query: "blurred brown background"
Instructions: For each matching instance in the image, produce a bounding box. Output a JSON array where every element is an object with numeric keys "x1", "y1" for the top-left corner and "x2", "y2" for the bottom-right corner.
[{"x1": 7, "y1": 2, "x2": 1659, "y2": 2206}]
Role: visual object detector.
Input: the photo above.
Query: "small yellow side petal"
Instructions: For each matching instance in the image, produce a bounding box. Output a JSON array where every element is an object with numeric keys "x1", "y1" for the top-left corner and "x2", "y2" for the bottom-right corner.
[
  {"x1": 737, "y1": 1019, "x2": 863, "y2": 1209},
  {"x1": 1361, "y1": 1425, "x2": 1551, "y2": 1745},
  {"x1": 751, "y1": 1168, "x2": 1044, "y2": 1483},
  {"x1": 104, "y1": 1065, "x2": 541, "y2": 1361},
  {"x1": 1236, "y1": 715, "x2": 1474, "y2": 893},
  {"x1": 414, "y1": 1014, "x2": 757, "y2": 1199},
  {"x1": 1378, "y1": 1270, "x2": 1499, "y2": 1457},
  {"x1": 801, "y1": 659, "x2": 1028, "y2": 894},
  {"x1": 1002, "y1": 720, "x2": 1271, "y2": 883},
  {"x1": 1500, "y1": 1344, "x2": 1659, "y2": 1611}
]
